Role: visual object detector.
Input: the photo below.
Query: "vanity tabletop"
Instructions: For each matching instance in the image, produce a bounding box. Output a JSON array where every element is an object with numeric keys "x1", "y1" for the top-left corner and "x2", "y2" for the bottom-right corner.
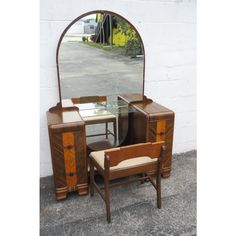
[
  {"x1": 47, "y1": 107, "x2": 84, "y2": 130},
  {"x1": 119, "y1": 94, "x2": 174, "y2": 119}
]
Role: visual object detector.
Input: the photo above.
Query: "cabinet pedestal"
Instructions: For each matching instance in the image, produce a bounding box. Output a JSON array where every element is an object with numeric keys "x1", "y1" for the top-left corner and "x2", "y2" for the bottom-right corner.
[
  {"x1": 47, "y1": 107, "x2": 88, "y2": 200},
  {"x1": 118, "y1": 95, "x2": 175, "y2": 177}
]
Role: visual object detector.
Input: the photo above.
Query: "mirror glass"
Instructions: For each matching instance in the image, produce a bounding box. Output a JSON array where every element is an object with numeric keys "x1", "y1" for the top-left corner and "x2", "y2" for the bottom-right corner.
[{"x1": 57, "y1": 11, "x2": 145, "y2": 104}]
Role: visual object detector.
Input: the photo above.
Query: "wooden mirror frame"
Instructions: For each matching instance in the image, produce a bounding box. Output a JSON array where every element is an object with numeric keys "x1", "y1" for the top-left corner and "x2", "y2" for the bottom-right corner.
[{"x1": 56, "y1": 10, "x2": 146, "y2": 105}]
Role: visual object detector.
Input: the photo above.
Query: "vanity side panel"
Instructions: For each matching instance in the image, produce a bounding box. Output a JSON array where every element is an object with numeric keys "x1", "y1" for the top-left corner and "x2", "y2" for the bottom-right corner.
[{"x1": 126, "y1": 109, "x2": 147, "y2": 144}]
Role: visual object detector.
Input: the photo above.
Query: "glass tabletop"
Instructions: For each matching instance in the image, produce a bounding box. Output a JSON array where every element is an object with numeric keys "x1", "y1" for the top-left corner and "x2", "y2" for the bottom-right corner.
[
  {"x1": 76, "y1": 99, "x2": 129, "y2": 110},
  {"x1": 73, "y1": 100, "x2": 130, "y2": 120},
  {"x1": 61, "y1": 99, "x2": 134, "y2": 150},
  {"x1": 79, "y1": 100, "x2": 130, "y2": 150}
]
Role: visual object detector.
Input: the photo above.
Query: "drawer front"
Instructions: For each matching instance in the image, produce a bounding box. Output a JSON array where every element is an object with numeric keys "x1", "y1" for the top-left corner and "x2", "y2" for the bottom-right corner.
[
  {"x1": 62, "y1": 132, "x2": 78, "y2": 190},
  {"x1": 50, "y1": 130, "x2": 86, "y2": 191}
]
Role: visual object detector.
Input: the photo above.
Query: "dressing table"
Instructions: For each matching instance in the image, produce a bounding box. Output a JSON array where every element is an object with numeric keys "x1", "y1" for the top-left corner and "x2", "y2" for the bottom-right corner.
[{"x1": 47, "y1": 10, "x2": 174, "y2": 200}]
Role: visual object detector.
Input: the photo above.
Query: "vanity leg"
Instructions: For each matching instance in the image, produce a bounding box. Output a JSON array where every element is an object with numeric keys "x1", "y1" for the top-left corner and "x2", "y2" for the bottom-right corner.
[
  {"x1": 55, "y1": 187, "x2": 68, "y2": 200},
  {"x1": 77, "y1": 183, "x2": 88, "y2": 195},
  {"x1": 161, "y1": 168, "x2": 171, "y2": 178},
  {"x1": 113, "y1": 120, "x2": 117, "y2": 143}
]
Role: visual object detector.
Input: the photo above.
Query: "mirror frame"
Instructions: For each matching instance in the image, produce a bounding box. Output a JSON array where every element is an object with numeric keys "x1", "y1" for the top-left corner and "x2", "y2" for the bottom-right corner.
[{"x1": 56, "y1": 10, "x2": 146, "y2": 104}]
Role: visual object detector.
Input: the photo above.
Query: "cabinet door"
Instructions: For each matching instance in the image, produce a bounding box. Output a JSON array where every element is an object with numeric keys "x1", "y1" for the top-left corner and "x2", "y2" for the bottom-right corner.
[
  {"x1": 50, "y1": 130, "x2": 86, "y2": 191},
  {"x1": 62, "y1": 132, "x2": 78, "y2": 191}
]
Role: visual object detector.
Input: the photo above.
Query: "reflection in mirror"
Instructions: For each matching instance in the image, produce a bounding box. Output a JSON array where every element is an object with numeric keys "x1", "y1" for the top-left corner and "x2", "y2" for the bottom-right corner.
[{"x1": 58, "y1": 11, "x2": 144, "y2": 104}]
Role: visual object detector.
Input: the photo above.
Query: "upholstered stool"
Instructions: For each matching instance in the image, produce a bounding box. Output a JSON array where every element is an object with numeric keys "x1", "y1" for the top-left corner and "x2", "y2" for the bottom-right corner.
[{"x1": 89, "y1": 142, "x2": 166, "y2": 223}]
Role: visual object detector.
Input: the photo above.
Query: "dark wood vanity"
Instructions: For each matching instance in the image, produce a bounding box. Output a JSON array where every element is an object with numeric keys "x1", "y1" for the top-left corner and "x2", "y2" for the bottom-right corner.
[{"x1": 47, "y1": 10, "x2": 175, "y2": 200}]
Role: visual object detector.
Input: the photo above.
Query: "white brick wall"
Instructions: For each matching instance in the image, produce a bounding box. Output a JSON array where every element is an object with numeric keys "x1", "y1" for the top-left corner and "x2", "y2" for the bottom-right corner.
[{"x1": 40, "y1": 0, "x2": 196, "y2": 177}]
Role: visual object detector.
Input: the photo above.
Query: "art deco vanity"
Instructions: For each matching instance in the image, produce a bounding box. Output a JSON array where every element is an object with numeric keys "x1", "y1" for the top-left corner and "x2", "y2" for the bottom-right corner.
[{"x1": 47, "y1": 10, "x2": 175, "y2": 200}]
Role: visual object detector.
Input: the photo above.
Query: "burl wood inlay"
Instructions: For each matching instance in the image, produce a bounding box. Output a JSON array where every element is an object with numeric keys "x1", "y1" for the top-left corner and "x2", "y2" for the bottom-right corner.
[
  {"x1": 156, "y1": 120, "x2": 166, "y2": 142},
  {"x1": 62, "y1": 132, "x2": 77, "y2": 189}
]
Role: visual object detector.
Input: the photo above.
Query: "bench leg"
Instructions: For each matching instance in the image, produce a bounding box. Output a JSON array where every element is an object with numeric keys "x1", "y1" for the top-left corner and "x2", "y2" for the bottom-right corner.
[
  {"x1": 104, "y1": 177, "x2": 111, "y2": 223},
  {"x1": 156, "y1": 173, "x2": 161, "y2": 208},
  {"x1": 90, "y1": 159, "x2": 94, "y2": 196}
]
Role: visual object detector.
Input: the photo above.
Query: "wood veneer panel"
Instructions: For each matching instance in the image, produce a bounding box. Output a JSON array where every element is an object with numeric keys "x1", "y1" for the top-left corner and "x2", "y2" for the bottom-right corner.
[
  {"x1": 161, "y1": 118, "x2": 174, "y2": 177},
  {"x1": 156, "y1": 120, "x2": 166, "y2": 142},
  {"x1": 74, "y1": 130, "x2": 87, "y2": 186},
  {"x1": 62, "y1": 132, "x2": 77, "y2": 189},
  {"x1": 114, "y1": 95, "x2": 175, "y2": 178},
  {"x1": 51, "y1": 132, "x2": 67, "y2": 188},
  {"x1": 47, "y1": 107, "x2": 88, "y2": 199}
]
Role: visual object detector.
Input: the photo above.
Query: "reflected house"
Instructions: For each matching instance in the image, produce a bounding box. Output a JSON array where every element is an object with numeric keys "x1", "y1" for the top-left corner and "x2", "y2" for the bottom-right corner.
[
  {"x1": 66, "y1": 18, "x2": 97, "y2": 36},
  {"x1": 68, "y1": 21, "x2": 85, "y2": 34},
  {"x1": 84, "y1": 19, "x2": 97, "y2": 34}
]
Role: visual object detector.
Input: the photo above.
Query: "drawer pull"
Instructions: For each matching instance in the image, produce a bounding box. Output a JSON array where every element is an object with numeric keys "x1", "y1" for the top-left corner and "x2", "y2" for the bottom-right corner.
[
  {"x1": 67, "y1": 172, "x2": 76, "y2": 177},
  {"x1": 64, "y1": 145, "x2": 74, "y2": 150},
  {"x1": 157, "y1": 132, "x2": 165, "y2": 136}
]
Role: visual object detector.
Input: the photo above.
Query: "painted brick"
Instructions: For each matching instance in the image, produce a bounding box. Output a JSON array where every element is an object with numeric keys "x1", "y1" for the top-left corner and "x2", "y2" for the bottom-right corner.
[
  {"x1": 173, "y1": 140, "x2": 196, "y2": 153},
  {"x1": 40, "y1": 67, "x2": 58, "y2": 88},
  {"x1": 145, "y1": 77, "x2": 196, "y2": 98}
]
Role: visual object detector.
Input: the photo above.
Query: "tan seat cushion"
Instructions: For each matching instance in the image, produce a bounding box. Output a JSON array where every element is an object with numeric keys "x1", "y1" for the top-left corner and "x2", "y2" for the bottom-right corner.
[{"x1": 90, "y1": 149, "x2": 157, "y2": 171}]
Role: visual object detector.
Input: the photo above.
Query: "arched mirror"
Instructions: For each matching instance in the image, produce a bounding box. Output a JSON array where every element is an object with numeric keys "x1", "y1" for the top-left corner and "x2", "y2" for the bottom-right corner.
[
  {"x1": 57, "y1": 10, "x2": 145, "y2": 104},
  {"x1": 56, "y1": 10, "x2": 145, "y2": 150}
]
